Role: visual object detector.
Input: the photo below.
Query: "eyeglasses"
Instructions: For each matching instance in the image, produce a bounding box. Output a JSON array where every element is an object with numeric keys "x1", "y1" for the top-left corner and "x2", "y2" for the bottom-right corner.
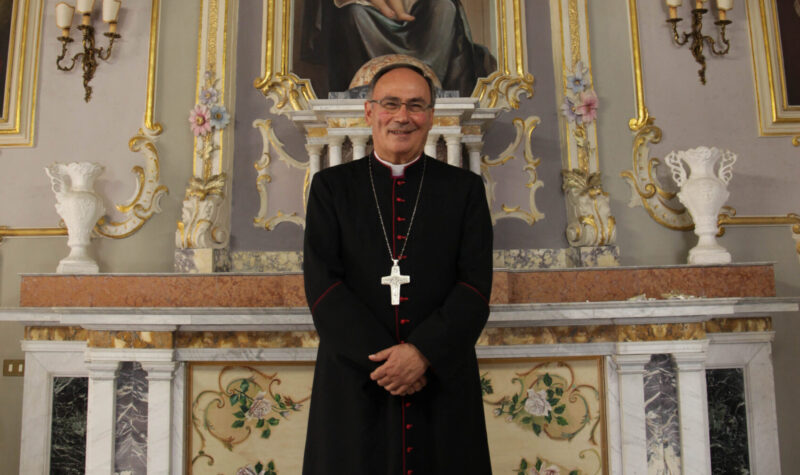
[{"x1": 368, "y1": 98, "x2": 432, "y2": 113}]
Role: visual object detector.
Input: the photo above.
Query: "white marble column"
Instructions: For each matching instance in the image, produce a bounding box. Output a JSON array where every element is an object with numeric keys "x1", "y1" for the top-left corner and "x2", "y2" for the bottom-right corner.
[
  {"x1": 305, "y1": 143, "x2": 324, "y2": 180},
  {"x1": 424, "y1": 134, "x2": 439, "y2": 159},
  {"x1": 444, "y1": 134, "x2": 462, "y2": 167},
  {"x1": 612, "y1": 352, "x2": 650, "y2": 475},
  {"x1": 141, "y1": 361, "x2": 178, "y2": 475},
  {"x1": 85, "y1": 360, "x2": 120, "y2": 475},
  {"x1": 327, "y1": 135, "x2": 345, "y2": 167},
  {"x1": 350, "y1": 135, "x2": 369, "y2": 160},
  {"x1": 464, "y1": 141, "x2": 483, "y2": 175},
  {"x1": 673, "y1": 344, "x2": 712, "y2": 475}
]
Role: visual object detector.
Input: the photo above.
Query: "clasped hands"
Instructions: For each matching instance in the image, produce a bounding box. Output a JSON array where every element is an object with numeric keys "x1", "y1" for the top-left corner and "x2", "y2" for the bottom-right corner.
[{"x1": 369, "y1": 343, "x2": 429, "y2": 396}]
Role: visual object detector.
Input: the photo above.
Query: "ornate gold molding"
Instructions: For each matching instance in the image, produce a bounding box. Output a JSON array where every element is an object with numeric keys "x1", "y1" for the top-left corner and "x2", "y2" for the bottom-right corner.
[
  {"x1": 258, "y1": 0, "x2": 533, "y2": 113},
  {"x1": 0, "y1": 227, "x2": 66, "y2": 244},
  {"x1": 481, "y1": 116, "x2": 545, "y2": 226},
  {"x1": 718, "y1": 208, "x2": 800, "y2": 259},
  {"x1": 621, "y1": 126, "x2": 692, "y2": 230},
  {"x1": 252, "y1": 119, "x2": 308, "y2": 230},
  {"x1": 562, "y1": 169, "x2": 616, "y2": 246},
  {"x1": 627, "y1": 0, "x2": 652, "y2": 132},
  {"x1": 0, "y1": 0, "x2": 43, "y2": 146},
  {"x1": 94, "y1": 0, "x2": 168, "y2": 238}
]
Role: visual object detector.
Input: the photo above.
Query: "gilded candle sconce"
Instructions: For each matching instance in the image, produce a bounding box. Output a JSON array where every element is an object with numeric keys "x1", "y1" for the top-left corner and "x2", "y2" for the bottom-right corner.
[
  {"x1": 665, "y1": 0, "x2": 733, "y2": 84},
  {"x1": 55, "y1": 0, "x2": 122, "y2": 102}
]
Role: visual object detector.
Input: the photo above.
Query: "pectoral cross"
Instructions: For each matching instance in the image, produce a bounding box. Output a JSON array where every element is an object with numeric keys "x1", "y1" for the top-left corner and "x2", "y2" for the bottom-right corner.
[{"x1": 381, "y1": 259, "x2": 410, "y2": 306}]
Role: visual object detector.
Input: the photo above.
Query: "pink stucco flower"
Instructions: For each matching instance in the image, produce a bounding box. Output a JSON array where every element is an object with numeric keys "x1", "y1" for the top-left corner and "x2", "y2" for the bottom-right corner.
[
  {"x1": 189, "y1": 104, "x2": 212, "y2": 136},
  {"x1": 576, "y1": 90, "x2": 598, "y2": 124}
]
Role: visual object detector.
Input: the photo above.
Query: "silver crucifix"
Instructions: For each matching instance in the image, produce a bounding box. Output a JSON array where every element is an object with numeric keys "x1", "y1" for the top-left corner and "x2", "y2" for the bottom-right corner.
[{"x1": 381, "y1": 259, "x2": 410, "y2": 306}]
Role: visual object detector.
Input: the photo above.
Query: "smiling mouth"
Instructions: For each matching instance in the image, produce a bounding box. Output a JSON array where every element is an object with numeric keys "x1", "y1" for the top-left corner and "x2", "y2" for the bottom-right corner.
[{"x1": 389, "y1": 129, "x2": 415, "y2": 136}]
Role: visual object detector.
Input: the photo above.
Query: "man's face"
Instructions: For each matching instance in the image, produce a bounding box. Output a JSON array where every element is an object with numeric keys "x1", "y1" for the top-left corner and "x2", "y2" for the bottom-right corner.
[{"x1": 365, "y1": 68, "x2": 434, "y2": 164}]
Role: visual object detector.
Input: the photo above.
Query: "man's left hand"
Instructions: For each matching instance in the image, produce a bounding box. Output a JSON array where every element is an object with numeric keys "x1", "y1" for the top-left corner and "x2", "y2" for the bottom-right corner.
[{"x1": 369, "y1": 343, "x2": 430, "y2": 396}]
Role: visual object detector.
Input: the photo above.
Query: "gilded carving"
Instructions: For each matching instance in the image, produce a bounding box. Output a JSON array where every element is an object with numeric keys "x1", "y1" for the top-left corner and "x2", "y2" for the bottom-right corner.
[
  {"x1": 481, "y1": 116, "x2": 545, "y2": 226},
  {"x1": 92, "y1": 0, "x2": 168, "y2": 239},
  {"x1": 252, "y1": 119, "x2": 309, "y2": 231},
  {"x1": 177, "y1": 68, "x2": 232, "y2": 249},
  {"x1": 621, "y1": 125, "x2": 693, "y2": 231},
  {"x1": 562, "y1": 169, "x2": 616, "y2": 246}
]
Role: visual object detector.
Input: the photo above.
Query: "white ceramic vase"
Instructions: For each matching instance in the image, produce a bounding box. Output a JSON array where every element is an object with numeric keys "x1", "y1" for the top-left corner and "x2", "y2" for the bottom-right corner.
[
  {"x1": 45, "y1": 162, "x2": 106, "y2": 273},
  {"x1": 665, "y1": 146, "x2": 736, "y2": 265}
]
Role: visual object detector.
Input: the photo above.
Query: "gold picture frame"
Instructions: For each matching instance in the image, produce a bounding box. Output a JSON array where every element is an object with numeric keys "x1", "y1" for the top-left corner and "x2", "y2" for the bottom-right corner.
[
  {"x1": 746, "y1": 0, "x2": 800, "y2": 138},
  {"x1": 0, "y1": 0, "x2": 43, "y2": 147},
  {"x1": 255, "y1": 0, "x2": 533, "y2": 115}
]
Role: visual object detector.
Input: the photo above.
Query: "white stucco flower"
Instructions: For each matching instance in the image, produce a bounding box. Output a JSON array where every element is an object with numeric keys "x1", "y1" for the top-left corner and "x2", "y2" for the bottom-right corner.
[
  {"x1": 246, "y1": 392, "x2": 273, "y2": 420},
  {"x1": 524, "y1": 388, "x2": 552, "y2": 416},
  {"x1": 236, "y1": 466, "x2": 258, "y2": 475},
  {"x1": 529, "y1": 464, "x2": 560, "y2": 475}
]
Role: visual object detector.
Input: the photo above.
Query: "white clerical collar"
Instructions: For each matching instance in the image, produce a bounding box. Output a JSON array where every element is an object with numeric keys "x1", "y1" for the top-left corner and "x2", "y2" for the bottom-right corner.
[{"x1": 373, "y1": 152, "x2": 421, "y2": 177}]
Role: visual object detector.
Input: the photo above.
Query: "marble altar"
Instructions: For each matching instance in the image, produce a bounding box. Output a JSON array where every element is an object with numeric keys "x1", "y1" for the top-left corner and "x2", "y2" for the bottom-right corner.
[{"x1": 3, "y1": 263, "x2": 795, "y2": 474}]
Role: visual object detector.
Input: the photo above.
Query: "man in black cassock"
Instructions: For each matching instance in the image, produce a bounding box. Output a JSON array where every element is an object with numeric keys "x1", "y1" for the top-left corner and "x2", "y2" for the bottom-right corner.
[{"x1": 303, "y1": 64, "x2": 493, "y2": 474}]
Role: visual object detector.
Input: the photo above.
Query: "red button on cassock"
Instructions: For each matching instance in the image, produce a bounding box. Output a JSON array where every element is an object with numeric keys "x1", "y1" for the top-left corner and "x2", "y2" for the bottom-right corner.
[
  {"x1": 407, "y1": 446, "x2": 414, "y2": 453},
  {"x1": 400, "y1": 319, "x2": 410, "y2": 325},
  {"x1": 396, "y1": 197, "x2": 406, "y2": 202},
  {"x1": 405, "y1": 424, "x2": 413, "y2": 430}
]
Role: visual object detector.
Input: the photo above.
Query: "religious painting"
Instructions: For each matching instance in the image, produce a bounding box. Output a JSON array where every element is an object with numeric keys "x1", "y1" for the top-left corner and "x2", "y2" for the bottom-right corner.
[
  {"x1": 291, "y1": 0, "x2": 496, "y2": 98},
  {"x1": 775, "y1": 0, "x2": 800, "y2": 107},
  {"x1": 747, "y1": 0, "x2": 800, "y2": 135},
  {"x1": 0, "y1": 0, "x2": 14, "y2": 115}
]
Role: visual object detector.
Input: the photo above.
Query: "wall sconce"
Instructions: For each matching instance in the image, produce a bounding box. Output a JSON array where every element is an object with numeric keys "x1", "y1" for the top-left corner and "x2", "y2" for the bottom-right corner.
[
  {"x1": 55, "y1": 0, "x2": 121, "y2": 102},
  {"x1": 665, "y1": 0, "x2": 732, "y2": 84}
]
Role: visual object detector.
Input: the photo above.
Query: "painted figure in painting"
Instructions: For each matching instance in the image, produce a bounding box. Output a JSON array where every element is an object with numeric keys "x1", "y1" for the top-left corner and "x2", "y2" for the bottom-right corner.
[
  {"x1": 298, "y1": 0, "x2": 495, "y2": 97},
  {"x1": 303, "y1": 64, "x2": 493, "y2": 473}
]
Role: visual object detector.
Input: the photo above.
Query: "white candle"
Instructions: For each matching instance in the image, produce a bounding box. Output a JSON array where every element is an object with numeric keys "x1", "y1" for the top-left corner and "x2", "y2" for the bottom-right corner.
[
  {"x1": 76, "y1": 0, "x2": 94, "y2": 14},
  {"x1": 666, "y1": 0, "x2": 682, "y2": 6},
  {"x1": 102, "y1": 0, "x2": 121, "y2": 22},
  {"x1": 717, "y1": 0, "x2": 733, "y2": 10},
  {"x1": 695, "y1": 0, "x2": 706, "y2": 9},
  {"x1": 55, "y1": 2, "x2": 75, "y2": 29}
]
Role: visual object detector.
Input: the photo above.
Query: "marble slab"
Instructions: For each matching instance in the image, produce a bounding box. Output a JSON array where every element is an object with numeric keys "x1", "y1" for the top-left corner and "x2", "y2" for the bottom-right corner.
[
  {"x1": 50, "y1": 377, "x2": 88, "y2": 475},
  {"x1": 2, "y1": 297, "x2": 796, "y2": 333},
  {"x1": 644, "y1": 355, "x2": 681, "y2": 475},
  {"x1": 18, "y1": 263, "x2": 776, "y2": 307},
  {"x1": 706, "y1": 368, "x2": 750, "y2": 475},
  {"x1": 115, "y1": 362, "x2": 148, "y2": 475}
]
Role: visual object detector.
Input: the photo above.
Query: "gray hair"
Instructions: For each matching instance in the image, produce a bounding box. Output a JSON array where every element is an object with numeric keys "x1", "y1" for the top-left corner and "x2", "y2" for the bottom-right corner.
[{"x1": 366, "y1": 63, "x2": 436, "y2": 107}]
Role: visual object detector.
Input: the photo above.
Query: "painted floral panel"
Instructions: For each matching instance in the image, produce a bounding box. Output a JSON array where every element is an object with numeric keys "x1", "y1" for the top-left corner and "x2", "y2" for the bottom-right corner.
[
  {"x1": 189, "y1": 363, "x2": 313, "y2": 475},
  {"x1": 481, "y1": 357, "x2": 606, "y2": 474}
]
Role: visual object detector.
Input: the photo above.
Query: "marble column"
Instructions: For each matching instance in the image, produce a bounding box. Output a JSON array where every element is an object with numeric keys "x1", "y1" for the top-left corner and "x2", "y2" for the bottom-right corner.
[
  {"x1": 673, "y1": 348, "x2": 712, "y2": 475},
  {"x1": 444, "y1": 134, "x2": 462, "y2": 167},
  {"x1": 350, "y1": 135, "x2": 369, "y2": 160},
  {"x1": 424, "y1": 134, "x2": 439, "y2": 159},
  {"x1": 85, "y1": 360, "x2": 120, "y2": 475},
  {"x1": 141, "y1": 361, "x2": 177, "y2": 475},
  {"x1": 327, "y1": 135, "x2": 345, "y2": 167},
  {"x1": 612, "y1": 353, "x2": 650, "y2": 475},
  {"x1": 305, "y1": 143, "x2": 324, "y2": 181},
  {"x1": 465, "y1": 141, "x2": 483, "y2": 175}
]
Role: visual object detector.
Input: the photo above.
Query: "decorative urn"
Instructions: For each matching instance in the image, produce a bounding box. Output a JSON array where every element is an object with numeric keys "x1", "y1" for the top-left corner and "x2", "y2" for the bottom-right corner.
[
  {"x1": 665, "y1": 146, "x2": 736, "y2": 265},
  {"x1": 45, "y1": 162, "x2": 106, "y2": 273}
]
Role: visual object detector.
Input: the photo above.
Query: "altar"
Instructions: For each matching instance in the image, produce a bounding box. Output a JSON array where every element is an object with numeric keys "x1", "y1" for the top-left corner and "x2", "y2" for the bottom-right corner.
[{"x1": 3, "y1": 263, "x2": 794, "y2": 474}]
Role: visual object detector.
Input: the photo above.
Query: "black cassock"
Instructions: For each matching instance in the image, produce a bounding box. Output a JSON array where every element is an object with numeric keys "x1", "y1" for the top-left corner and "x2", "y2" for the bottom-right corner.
[{"x1": 303, "y1": 155, "x2": 493, "y2": 474}]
